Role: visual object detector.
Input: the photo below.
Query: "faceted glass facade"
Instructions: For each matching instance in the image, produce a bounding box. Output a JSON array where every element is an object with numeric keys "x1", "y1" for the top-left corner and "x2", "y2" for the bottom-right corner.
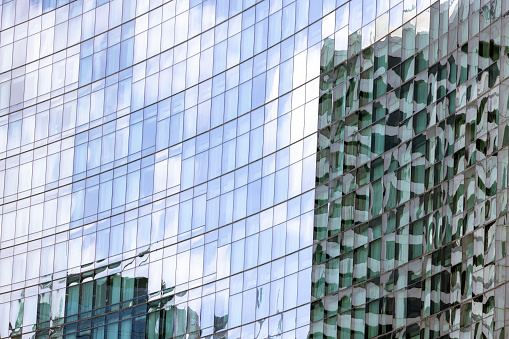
[
  {"x1": 1, "y1": 0, "x2": 509, "y2": 338},
  {"x1": 310, "y1": 0, "x2": 509, "y2": 338}
]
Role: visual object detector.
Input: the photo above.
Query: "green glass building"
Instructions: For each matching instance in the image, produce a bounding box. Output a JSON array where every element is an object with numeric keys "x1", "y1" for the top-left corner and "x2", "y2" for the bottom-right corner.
[{"x1": 310, "y1": 0, "x2": 509, "y2": 338}]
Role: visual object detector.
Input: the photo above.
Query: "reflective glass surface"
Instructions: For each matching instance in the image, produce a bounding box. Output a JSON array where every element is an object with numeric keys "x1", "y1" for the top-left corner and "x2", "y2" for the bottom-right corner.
[{"x1": 1, "y1": 0, "x2": 509, "y2": 338}]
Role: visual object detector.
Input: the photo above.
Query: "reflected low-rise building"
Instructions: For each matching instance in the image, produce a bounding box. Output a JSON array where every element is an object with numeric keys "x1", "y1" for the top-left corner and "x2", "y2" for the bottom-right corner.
[{"x1": 1, "y1": 0, "x2": 509, "y2": 338}]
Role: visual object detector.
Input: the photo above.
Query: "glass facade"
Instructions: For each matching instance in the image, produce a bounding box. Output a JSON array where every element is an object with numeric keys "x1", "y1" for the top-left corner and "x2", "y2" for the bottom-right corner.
[
  {"x1": 311, "y1": 0, "x2": 509, "y2": 338},
  {"x1": 1, "y1": 0, "x2": 509, "y2": 338}
]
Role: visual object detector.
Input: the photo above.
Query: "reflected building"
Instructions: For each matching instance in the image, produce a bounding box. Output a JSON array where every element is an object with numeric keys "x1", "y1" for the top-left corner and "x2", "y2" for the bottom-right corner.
[{"x1": 1, "y1": 0, "x2": 509, "y2": 338}]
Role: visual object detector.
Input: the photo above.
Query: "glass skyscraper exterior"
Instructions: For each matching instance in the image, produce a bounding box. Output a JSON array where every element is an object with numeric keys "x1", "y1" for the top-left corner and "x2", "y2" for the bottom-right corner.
[{"x1": 1, "y1": 0, "x2": 509, "y2": 338}]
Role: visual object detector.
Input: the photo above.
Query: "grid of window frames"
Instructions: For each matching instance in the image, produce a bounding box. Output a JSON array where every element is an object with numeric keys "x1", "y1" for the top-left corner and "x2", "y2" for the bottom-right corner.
[
  {"x1": 1, "y1": 0, "x2": 335, "y2": 338},
  {"x1": 2, "y1": 0, "x2": 509, "y2": 338},
  {"x1": 310, "y1": 0, "x2": 509, "y2": 338}
]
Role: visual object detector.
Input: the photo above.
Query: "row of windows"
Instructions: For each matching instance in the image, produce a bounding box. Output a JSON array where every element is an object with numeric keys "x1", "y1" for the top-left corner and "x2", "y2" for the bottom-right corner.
[
  {"x1": 4, "y1": 217, "x2": 506, "y2": 337},
  {"x1": 0, "y1": 206, "x2": 314, "y2": 287},
  {"x1": 0, "y1": 135, "x2": 317, "y2": 249},
  {"x1": 2, "y1": 239, "x2": 315, "y2": 337}
]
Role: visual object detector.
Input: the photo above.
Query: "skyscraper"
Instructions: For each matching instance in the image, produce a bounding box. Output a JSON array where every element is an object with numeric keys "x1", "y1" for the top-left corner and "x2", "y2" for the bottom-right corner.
[{"x1": 1, "y1": 0, "x2": 509, "y2": 338}]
